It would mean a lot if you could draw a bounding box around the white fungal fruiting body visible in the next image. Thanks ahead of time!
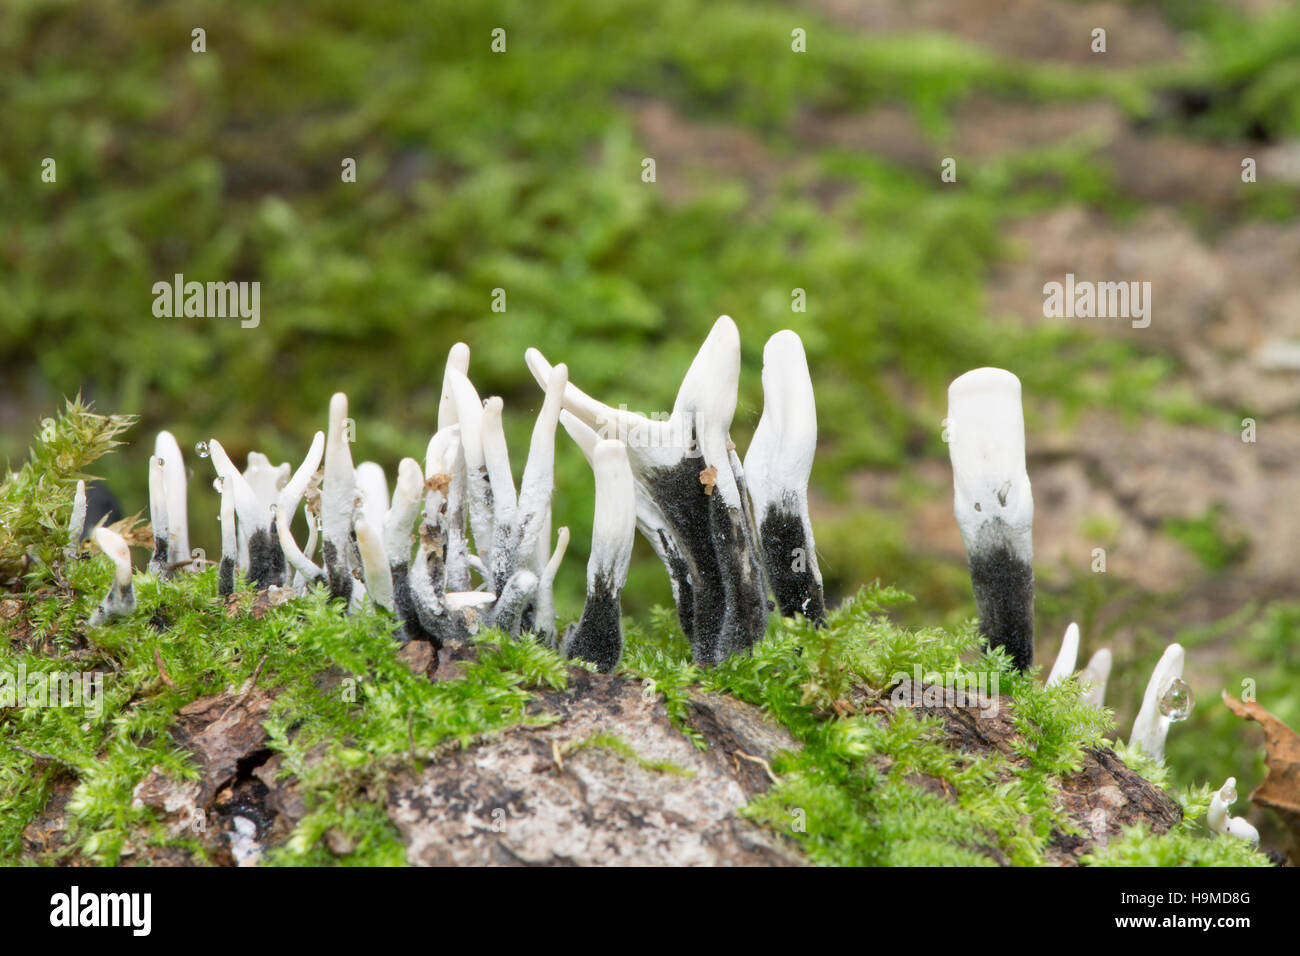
[1079,648,1112,708]
[437,342,471,433]
[1129,642,1185,762]
[272,431,326,591]
[425,427,465,544]
[948,368,1034,559]
[480,395,518,592]
[355,461,390,537]
[208,439,287,587]
[242,452,290,517]
[947,367,1035,670]
[562,440,636,672]
[1208,778,1260,844]
[1046,622,1080,687]
[208,440,261,530]
[746,331,817,517]
[323,393,357,601]
[155,431,189,564]
[276,431,325,521]
[744,329,824,624]
[65,479,87,561]
[147,455,170,578]
[384,458,423,568]
[531,316,768,666]
[354,517,393,612]
[516,364,567,573]
[89,527,136,625]
[444,369,495,573]
[277,502,324,587]
[587,440,636,589]
[535,526,570,647]
[560,409,688,609]
[218,472,238,595]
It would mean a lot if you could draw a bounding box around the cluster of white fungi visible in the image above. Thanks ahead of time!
[74,320,1254,844]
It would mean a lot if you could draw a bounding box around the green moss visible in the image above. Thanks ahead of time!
[0,397,135,587]
[619,585,1259,867]
[0,549,577,865]
[1,547,1275,867]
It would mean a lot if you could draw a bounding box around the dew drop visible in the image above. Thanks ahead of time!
[195,441,210,459]
[1220,781,1237,805]
[1158,678,1193,722]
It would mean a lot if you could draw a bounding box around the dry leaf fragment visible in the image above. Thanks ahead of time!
[699,465,717,495]
[1222,691,1300,857]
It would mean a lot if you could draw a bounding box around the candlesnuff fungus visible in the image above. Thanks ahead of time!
[442,368,495,577]
[526,316,770,666]
[322,392,358,603]
[355,462,390,537]
[354,517,392,612]
[947,367,1035,670]
[1043,623,1111,706]
[217,470,238,596]
[155,430,190,568]
[1079,648,1112,708]
[509,363,568,637]
[1208,778,1260,844]
[383,457,424,638]
[1045,622,1079,687]
[65,479,87,561]
[88,527,136,626]
[147,454,170,579]
[273,430,326,590]
[207,439,288,589]
[80,325,824,674]
[1129,642,1187,762]
[562,439,636,672]
[744,330,826,626]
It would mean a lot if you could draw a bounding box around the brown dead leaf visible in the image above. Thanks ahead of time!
[153,647,175,688]
[176,685,274,806]
[397,640,437,680]
[1222,691,1300,854]
[699,465,718,495]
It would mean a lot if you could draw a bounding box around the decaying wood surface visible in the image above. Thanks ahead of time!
[25,645,1188,866]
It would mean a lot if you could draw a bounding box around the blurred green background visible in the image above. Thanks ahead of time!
[3,0,1300,839]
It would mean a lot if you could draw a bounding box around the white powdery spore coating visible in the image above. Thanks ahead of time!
[94,526,134,589]
[354,517,393,611]
[384,457,424,566]
[1129,642,1184,762]
[744,329,817,518]
[355,461,390,534]
[588,440,636,590]
[323,392,357,557]
[155,431,189,561]
[1046,621,1080,687]
[947,367,1033,562]
[66,479,87,557]
[1080,648,1112,708]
